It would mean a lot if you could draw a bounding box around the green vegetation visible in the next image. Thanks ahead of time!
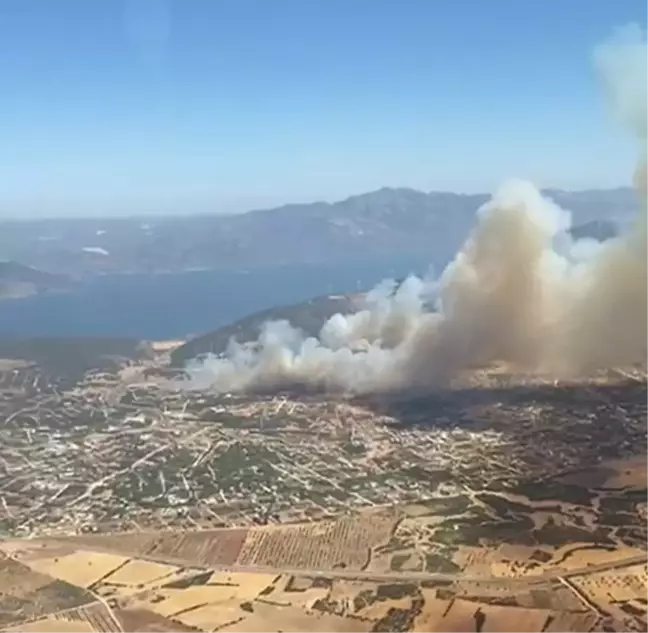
[0,337,151,383]
[424,553,461,573]
[376,583,418,600]
[163,572,212,589]
[371,599,423,633]
[476,493,533,517]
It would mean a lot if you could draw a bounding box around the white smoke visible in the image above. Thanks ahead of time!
[185,27,647,395]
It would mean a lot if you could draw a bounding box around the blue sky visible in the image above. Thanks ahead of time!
[0,0,645,217]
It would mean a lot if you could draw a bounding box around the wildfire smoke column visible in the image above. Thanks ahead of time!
[185,25,647,395]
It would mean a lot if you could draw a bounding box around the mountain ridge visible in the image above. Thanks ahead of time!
[0,187,637,277]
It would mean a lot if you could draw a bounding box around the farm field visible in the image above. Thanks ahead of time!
[24,551,130,588]
[63,514,399,574]
[0,517,644,632]
[3,618,95,633]
[237,512,397,570]
[0,450,646,633]
[0,555,94,629]
[148,528,249,567]
[104,560,177,587]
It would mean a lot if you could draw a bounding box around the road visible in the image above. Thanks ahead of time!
[33,536,647,587]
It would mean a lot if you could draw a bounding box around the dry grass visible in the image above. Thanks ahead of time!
[571,565,648,604]
[411,597,452,632]
[144,586,239,618]
[69,533,161,558]
[0,558,95,629]
[172,602,247,630]
[25,551,129,588]
[548,546,645,572]
[141,571,276,618]
[9,545,79,563]
[478,604,554,632]
[457,542,647,580]
[2,617,95,632]
[423,599,556,633]
[280,586,330,609]
[359,596,413,620]
[105,560,177,586]
[543,612,598,632]
[453,546,494,575]
[437,598,484,632]
[452,543,559,579]
[57,602,120,633]
[601,456,647,489]
[208,571,276,596]
[114,607,198,632]
[0,556,56,596]
[328,579,377,603]
[218,601,373,632]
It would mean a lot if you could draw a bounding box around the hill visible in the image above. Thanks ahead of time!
[568,218,619,241]
[0,260,71,299]
[0,187,637,276]
[0,337,154,388]
[170,292,365,366]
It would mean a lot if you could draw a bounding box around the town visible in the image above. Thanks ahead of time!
[0,355,645,540]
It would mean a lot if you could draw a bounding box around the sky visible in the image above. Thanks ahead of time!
[0,0,646,218]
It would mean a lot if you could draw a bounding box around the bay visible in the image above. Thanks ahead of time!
[0,255,433,340]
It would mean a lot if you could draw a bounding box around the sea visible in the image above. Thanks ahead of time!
[0,254,434,340]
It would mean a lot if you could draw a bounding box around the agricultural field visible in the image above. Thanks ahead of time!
[237,511,397,570]
[103,560,178,588]
[69,534,162,558]
[113,607,199,632]
[430,600,563,632]
[0,429,645,632]
[64,529,250,569]
[364,452,648,581]
[24,551,130,588]
[147,528,249,566]
[3,619,95,633]
[0,536,644,632]
[217,600,375,632]
[55,603,121,633]
[0,555,94,629]
[3,603,122,633]
[571,565,648,605]
[50,510,400,573]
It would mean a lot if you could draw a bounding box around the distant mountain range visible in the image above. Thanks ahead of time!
[0,187,636,277]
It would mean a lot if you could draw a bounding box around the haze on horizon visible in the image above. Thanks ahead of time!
[0,0,646,219]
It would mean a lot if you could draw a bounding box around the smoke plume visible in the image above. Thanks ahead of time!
[186,27,647,395]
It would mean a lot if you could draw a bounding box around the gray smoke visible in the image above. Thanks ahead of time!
[185,27,647,395]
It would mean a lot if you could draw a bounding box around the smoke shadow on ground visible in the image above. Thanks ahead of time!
[351,378,647,492]
[352,378,647,546]
[352,378,646,436]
